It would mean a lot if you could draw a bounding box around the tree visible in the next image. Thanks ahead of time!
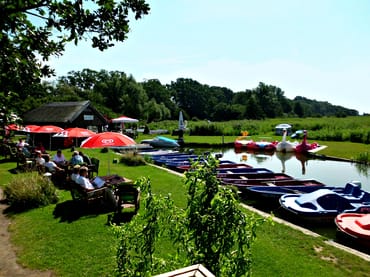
[0,0,150,127]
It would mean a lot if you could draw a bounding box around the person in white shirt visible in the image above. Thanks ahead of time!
[44,155,64,173]
[44,155,66,186]
[16,138,28,148]
[76,166,117,209]
[76,166,94,190]
[53,149,66,166]
[71,165,80,182]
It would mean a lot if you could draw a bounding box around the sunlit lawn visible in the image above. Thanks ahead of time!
[2,144,370,276]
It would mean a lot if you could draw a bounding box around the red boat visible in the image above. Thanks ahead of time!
[335,213,370,247]
[234,135,277,152]
[295,130,319,153]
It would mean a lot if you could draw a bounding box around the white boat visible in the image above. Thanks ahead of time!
[276,129,298,152]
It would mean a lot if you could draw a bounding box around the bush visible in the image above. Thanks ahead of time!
[119,152,146,166]
[4,173,58,211]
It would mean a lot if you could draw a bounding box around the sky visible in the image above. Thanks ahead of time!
[49,0,370,114]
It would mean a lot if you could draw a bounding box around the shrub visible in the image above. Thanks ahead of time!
[119,152,146,166]
[4,173,58,211]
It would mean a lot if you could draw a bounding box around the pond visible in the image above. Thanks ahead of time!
[207,148,370,192]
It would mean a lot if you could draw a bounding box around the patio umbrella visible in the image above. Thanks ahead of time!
[5,124,22,131]
[21,125,40,146]
[80,132,136,174]
[53,127,96,138]
[111,115,139,124]
[33,125,64,150]
[178,111,185,131]
[53,127,96,146]
[22,125,40,133]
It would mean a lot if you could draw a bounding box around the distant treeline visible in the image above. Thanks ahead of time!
[19,69,359,122]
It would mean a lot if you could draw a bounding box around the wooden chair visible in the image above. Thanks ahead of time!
[70,181,106,206]
[16,152,33,172]
[89,157,100,178]
[115,184,140,214]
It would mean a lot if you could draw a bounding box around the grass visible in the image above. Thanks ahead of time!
[2,142,370,276]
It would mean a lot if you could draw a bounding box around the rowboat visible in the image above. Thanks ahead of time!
[216,167,273,175]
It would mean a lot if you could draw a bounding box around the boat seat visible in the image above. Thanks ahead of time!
[342,182,361,195]
[265,182,276,186]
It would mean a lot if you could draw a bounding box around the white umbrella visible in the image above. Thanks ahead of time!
[178,111,185,131]
[111,115,139,123]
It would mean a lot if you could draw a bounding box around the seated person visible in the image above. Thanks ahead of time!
[44,155,65,173]
[35,151,46,173]
[71,165,81,182]
[20,146,31,158]
[76,166,117,209]
[70,151,84,166]
[35,142,46,154]
[16,138,28,148]
[53,149,67,166]
[44,155,66,185]
[79,151,91,165]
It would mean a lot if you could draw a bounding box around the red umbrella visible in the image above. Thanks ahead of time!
[5,124,21,131]
[32,125,64,150]
[33,125,64,133]
[80,132,136,148]
[53,127,96,138]
[80,132,136,174]
[22,125,40,133]
[53,127,96,147]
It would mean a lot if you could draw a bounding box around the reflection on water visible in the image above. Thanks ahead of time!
[217,148,370,192]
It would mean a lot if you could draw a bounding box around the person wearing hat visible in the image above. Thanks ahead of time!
[69,150,84,166]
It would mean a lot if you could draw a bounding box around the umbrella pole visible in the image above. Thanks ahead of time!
[107,150,111,175]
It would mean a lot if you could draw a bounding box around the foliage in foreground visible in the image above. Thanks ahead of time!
[114,157,266,276]
[4,172,58,211]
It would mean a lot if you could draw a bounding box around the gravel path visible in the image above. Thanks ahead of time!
[0,189,53,277]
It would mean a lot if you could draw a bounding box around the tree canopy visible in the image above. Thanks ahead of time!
[0,0,150,125]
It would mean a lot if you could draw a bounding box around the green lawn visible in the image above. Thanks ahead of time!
[2,145,370,276]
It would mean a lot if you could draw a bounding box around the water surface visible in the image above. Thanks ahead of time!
[213,148,370,192]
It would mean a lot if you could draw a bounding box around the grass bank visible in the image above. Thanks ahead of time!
[1,142,370,276]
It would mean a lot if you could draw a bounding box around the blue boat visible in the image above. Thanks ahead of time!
[153,154,199,165]
[141,136,180,148]
[216,167,273,175]
[247,180,365,200]
[216,166,273,174]
[279,186,370,223]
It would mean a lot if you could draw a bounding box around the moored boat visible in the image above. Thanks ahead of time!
[279,188,370,224]
[276,128,298,152]
[219,173,294,186]
[216,167,273,175]
[335,213,370,247]
[141,136,180,148]
[295,130,319,153]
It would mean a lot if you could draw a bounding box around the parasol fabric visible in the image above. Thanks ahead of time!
[22,125,40,133]
[80,132,136,148]
[53,127,96,138]
[33,125,64,133]
[5,124,22,131]
[80,132,136,175]
[111,115,139,124]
